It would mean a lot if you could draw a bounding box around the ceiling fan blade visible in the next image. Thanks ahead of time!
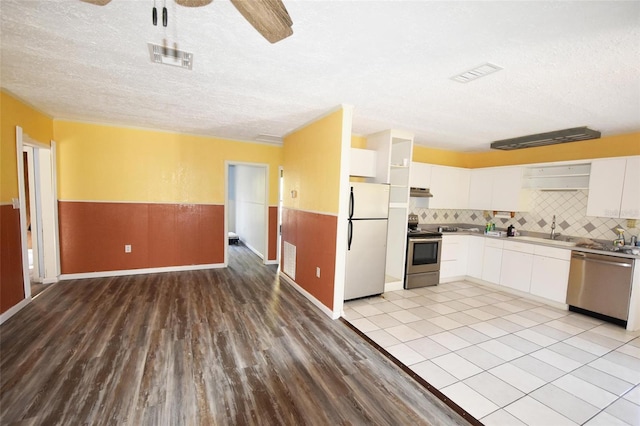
[230,0,293,44]
[79,0,112,5]
[175,0,213,7]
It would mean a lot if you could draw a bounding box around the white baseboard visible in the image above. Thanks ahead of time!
[241,241,265,260]
[279,272,339,319]
[42,277,59,285]
[0,298,31,325]
[60,263,225,280]
[384,281,404,292]
[264,259,279,265]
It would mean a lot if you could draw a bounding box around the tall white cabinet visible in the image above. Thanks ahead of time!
[587,156,640,219]
[365,130,414,290]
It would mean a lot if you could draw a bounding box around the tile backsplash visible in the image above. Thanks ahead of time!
[410,190,639,242]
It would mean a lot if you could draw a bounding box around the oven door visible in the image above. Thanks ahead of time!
[407,238,442,274]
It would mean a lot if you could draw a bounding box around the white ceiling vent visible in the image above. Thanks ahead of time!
[451,63,502,83]
[147,42,193,70]
[254,134,283,144]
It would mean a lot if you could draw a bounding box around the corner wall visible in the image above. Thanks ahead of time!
[281,108,348,312]
[55,120,282,275]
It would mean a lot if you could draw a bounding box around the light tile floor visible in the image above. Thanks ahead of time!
[343,280,640,426]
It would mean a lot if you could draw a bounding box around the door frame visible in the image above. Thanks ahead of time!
[224,161,270,266]
[16,126,61,299]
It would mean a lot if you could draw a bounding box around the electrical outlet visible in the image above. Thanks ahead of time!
[316,267,320,278]
[125,244,132,253]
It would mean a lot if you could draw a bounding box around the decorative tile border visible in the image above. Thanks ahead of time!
[410,190,638,243]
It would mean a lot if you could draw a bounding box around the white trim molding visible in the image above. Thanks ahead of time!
[60,263,224,281]
[279,271,339,319]
[0,298,31,325]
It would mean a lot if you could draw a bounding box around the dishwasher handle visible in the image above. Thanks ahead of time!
[571,252,633,268]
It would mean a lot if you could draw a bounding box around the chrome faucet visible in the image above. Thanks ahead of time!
[550,215,557,240]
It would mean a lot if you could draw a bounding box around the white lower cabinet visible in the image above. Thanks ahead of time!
[500,248,534,293]
[440,235,469,280]
[530,246,571,304]
[467,236,484,279]
[481,239,503,284]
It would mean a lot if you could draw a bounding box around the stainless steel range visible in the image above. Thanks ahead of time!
[405,214,442,289]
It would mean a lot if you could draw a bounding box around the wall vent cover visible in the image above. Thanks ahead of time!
[490,126,601,150]
[148,42,193,70]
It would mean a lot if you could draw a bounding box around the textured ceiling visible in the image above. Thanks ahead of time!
[1,0,639,151]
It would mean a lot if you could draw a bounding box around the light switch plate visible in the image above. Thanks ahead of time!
[12,198,19,209]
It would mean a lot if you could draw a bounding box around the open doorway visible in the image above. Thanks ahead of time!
[224,162,270,266]
[16,127,60,301]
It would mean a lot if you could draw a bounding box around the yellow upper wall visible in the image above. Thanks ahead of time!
[0,91,54,202]
[55,121,282,205]
[413,132,640,168]
[283,108,345,214]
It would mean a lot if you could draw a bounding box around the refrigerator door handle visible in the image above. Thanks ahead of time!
[349,187,354,220]
[348,219,353,251]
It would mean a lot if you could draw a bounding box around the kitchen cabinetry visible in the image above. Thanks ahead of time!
[587,156,640,219]
[530,245,570,304]
[440,235,469,280]
[429,165,470,209]
[409,162,432,188]
[466,236,484,279]
[468,169,493,211]
[500,241,534,293]
[621,157,640,219]
[349,148,377,178]
[365,129,414,290]
[468,166,530,212]
[522,163,590,190]
[481,239,503,284]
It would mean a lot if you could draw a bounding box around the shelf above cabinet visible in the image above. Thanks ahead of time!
[523,163,591,190]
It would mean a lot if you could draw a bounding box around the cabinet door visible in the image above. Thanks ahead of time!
[586,158,626,218]
[481,246,503,284]
[500,250,533,293]
[430,165,470,209]
[530,256,570,303]
[409,162,432,188]
[467,237,485,279]
[350,148,377,178]
[620,157,640,219]
[492,167,526,212]
[468,168,493,210]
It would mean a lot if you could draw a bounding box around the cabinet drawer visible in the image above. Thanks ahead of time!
[484,238,505,249]
[533,245,571,260]
[503,240,535,254]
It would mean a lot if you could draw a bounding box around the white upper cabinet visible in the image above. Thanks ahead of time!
[349,148,377,178]
[468,166,529,212]
[492,167,528,212]
[587,157,639,219]
[409,162,432,188]
[429,165,470,209]
[468,168,494,211]
[621,157,640,219]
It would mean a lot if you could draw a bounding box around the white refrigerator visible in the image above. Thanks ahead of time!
[344,182,390,300]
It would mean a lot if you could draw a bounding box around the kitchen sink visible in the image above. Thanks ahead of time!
[513,235,577,247]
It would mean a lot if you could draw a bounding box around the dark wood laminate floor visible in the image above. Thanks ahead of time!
[1,245,468,425]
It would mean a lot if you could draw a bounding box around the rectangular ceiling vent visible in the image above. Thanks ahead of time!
[148,42,193,70]
[451,63,502,83]
[255,134,283,144]
[490,126,601,150]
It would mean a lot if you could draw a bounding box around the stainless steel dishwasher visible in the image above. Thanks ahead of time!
[567,251,634,325]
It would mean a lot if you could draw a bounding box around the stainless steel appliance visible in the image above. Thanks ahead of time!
[567,251,634,326]
[405,214,442,289]
[344,182,390,300]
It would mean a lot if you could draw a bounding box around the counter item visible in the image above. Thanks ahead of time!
[507,225,516,237]
[567,251,633,325]
[345,183,389,300]
[631,235,638,246]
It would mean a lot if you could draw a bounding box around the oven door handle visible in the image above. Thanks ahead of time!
[409,238,442,243]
